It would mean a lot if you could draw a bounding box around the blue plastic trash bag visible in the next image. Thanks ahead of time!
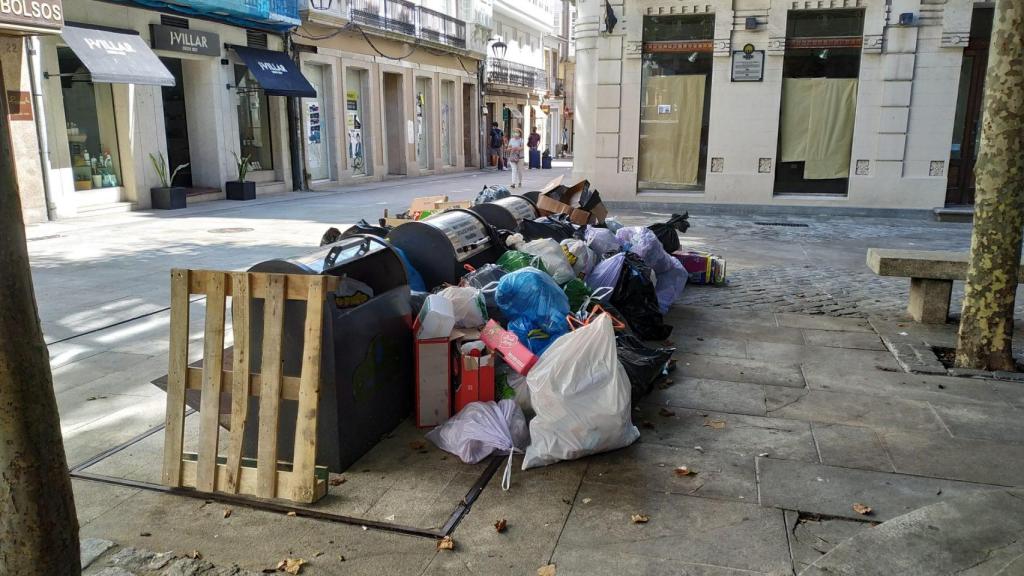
[391,245,427,292]
[615,227,687,313]
[495,267,570,355]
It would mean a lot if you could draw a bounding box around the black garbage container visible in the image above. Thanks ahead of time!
[387,208,504,289]
[469,195,539,231]
[244,235,413,473]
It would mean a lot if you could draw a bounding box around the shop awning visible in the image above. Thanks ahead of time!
[232,46,316,98]
[61,25,175,86]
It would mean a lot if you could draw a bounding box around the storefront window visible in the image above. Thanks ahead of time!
[416,77,432,169]
[235,65,274,172]
[638,14,714,189]
[774,9,864,194]
[58,47,122,191]
[345,68,366,175]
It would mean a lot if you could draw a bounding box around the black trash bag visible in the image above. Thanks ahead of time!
[578,186,603,211]
[612,253,673,341]
[647,213,690,254]
[616,333,675,400]
[520,215,577,242]
[340,219,391,239]
[463,263,508,324]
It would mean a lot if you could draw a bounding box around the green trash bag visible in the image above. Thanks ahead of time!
[497,250,548,275]
[563,278,592,313]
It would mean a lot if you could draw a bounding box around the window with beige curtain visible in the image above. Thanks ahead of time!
[778,77,858,179]
[638,75,706,186]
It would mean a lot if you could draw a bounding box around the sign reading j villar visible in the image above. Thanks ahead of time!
[150,23,219,57]
[0,0,63,34]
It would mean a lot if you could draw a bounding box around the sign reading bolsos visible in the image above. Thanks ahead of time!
[731,43,765,82]
[150,24,219,57]
[0,0,62,34]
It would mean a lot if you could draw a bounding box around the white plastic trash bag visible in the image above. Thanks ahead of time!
[520,238,576,285]
[560,238,597,279]
[438,286,488,328]
[522,314,640,469]
[426,400,529,465]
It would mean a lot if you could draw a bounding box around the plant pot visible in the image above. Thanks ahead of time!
[92,175,103,188]
[226,180,256,201]
[151,186,186,210]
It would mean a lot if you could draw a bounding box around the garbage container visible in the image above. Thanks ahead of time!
[244,235,413,473]
[469,195,538,231]
[387,208,504,289]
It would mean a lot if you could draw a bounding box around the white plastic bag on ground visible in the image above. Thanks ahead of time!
[520,238,576,285]
[438,286,488,328]
[426,400,529,464]
[584,227,622,259]
[560,238,597,279]
[523,314,640,469]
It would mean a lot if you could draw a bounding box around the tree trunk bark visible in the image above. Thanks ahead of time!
[0,46,80,572]
[955,0,1024,370]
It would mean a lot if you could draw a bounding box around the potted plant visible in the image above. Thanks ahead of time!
[226,152,255,200]
[149,152,190,210]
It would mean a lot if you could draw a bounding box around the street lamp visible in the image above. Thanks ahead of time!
[490,39,507,60]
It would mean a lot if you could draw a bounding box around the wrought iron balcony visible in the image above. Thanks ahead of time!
[486,58,548,91]
[346,0,467,48]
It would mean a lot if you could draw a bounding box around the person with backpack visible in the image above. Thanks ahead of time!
[488,122,504,170]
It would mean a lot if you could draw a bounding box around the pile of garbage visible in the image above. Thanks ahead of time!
[319,178,728,481]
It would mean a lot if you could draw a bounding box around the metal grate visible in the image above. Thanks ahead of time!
[246,30,268,48]
[753,222,810,227]
[161,14,189,29]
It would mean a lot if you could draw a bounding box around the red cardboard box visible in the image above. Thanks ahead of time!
[453,352,495,412]
[480,319,538,375]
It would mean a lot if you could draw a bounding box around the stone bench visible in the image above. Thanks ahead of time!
[866,248,1024,324]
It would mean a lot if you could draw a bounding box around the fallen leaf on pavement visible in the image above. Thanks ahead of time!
[581,498,592,504]
[223,509,232,519]
[674,466,696,477]
[494,518,508,533]
[437,536,455,551]
[852,503,873,515]
[630,513,649,524]
[703,419,726,429]
[190,550,202,560]
[537,564,556,576]
[409,440,428,450]
[276,557,306,574]
[329,477,346,486]
[287,511,297,517]
[658,407,676,417]
[384,514,396,522]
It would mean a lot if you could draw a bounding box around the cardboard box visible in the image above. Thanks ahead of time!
[410,195,448,213]
[415,337,453,428]
[453,352,495,412]
[480,320,538,375]
[536,179,607,225]
[435,200,473,211]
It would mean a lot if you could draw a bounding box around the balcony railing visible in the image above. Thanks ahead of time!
[486,58,548,92]
[346,0,467,48]
[418,5,467,49]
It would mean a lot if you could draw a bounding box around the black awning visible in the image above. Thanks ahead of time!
[233,45,316,98]
[61,25,174,86]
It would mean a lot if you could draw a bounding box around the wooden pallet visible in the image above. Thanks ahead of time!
[161,269,338,504]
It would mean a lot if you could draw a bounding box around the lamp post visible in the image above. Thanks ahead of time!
[479,37,508,169]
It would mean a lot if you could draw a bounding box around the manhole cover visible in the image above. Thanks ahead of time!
[753,222,809,227]
[207,227,255,234]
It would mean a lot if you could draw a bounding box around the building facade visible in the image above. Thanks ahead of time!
[483,0,552,158]
[298,0,486,187]
[573,0,994,211]
[28,0,307,221]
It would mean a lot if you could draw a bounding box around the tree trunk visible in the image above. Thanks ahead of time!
[0,47,80,572]
[955,0,1024,370]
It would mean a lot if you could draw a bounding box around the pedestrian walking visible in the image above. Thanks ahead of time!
[507,128,524,188]
[488,122,504,170]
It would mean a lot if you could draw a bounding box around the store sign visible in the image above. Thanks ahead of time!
[0,0,62,34]
[150,24,219,57]
[6,90,31,120]
[731,43,764,82]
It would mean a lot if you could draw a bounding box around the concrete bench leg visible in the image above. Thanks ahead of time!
[908,278,952,323]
